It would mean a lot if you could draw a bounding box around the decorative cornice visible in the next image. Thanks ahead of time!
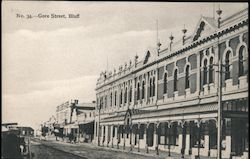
[96,18,248,90]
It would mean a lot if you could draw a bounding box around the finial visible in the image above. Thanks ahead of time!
[216,4,222,17]
[135,54,138,59]
[182,25,187,34]
[216,4,222,28]
[169,33,174,41]
[157,41,161,47]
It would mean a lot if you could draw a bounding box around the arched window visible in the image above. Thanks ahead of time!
[225,51,231,80]
[174,69,178,92]
[239,46,247,77]
[209,57,214,84]
[120,91,123,106]
[129,86,132,102]
[149,78,152,97]
[142,81,145,99]
[152,77,155,96]
[137,83,140,100]
[110,92,112,107]
[105,96,107,108]
[124,88,127,104]
[100,97,103,109]
[203,59,208,85]
[185,65,190,89]
[164,73,168,94]
[114,91,117,106]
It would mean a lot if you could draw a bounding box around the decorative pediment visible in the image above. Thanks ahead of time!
[192,16,217,42]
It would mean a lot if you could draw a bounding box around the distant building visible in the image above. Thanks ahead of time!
[77,102,95,143]
[94,8,248,159]
[18,127,34,137]
[55,100,96,142]
[56,99,79,137]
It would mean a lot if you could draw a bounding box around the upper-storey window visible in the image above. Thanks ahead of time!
[124,88,127,104]
[225,51,231,80]
[185,65,190,89]
[142,81,145,99]
[174,69,178,92]
[203,59,208,85]
[164,72,168,94]
[137,83,140,100]
[114,91,117,106]
[239,46,247,77]
[149,78,152,97]
[120,90,123,106]
[100,97,103,109]
[110,92,113,107]
[129,86,132,102]
[209,57,214,84]
[105,96,107,108]
[152,77,155,96]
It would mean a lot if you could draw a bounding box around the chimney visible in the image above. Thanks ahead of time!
[169,33,174,51]
[182,25,187,45]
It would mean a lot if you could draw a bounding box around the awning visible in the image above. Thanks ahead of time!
[64,124,79,129]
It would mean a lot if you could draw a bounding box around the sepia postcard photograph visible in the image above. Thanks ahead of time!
[2,1,249,159]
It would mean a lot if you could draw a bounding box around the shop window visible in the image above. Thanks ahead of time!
[139,125,144,139]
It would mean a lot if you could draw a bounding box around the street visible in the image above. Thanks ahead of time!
[29,138,165,159]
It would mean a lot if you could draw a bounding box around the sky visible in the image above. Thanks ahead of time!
[2,2,248,130]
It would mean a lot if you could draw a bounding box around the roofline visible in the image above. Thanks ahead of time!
[96,18,248,90]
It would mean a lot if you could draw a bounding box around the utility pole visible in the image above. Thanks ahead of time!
[97,103,101,146]
[216,5,223,159]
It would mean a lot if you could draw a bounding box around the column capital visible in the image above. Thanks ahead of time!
[178,120,186,128]
[194,119,201,127]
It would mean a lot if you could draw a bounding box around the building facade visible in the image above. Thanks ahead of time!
[56,100,79,137]
[55,100,95,142]
[94,8,248,159]
[77,102,95,143]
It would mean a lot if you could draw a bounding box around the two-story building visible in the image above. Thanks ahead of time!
[56,99,79,137]
[94,8,248,159]
[77,102,96,143]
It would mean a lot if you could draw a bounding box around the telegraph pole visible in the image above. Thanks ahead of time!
[98,103,101,146]
[216,5,222,159]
